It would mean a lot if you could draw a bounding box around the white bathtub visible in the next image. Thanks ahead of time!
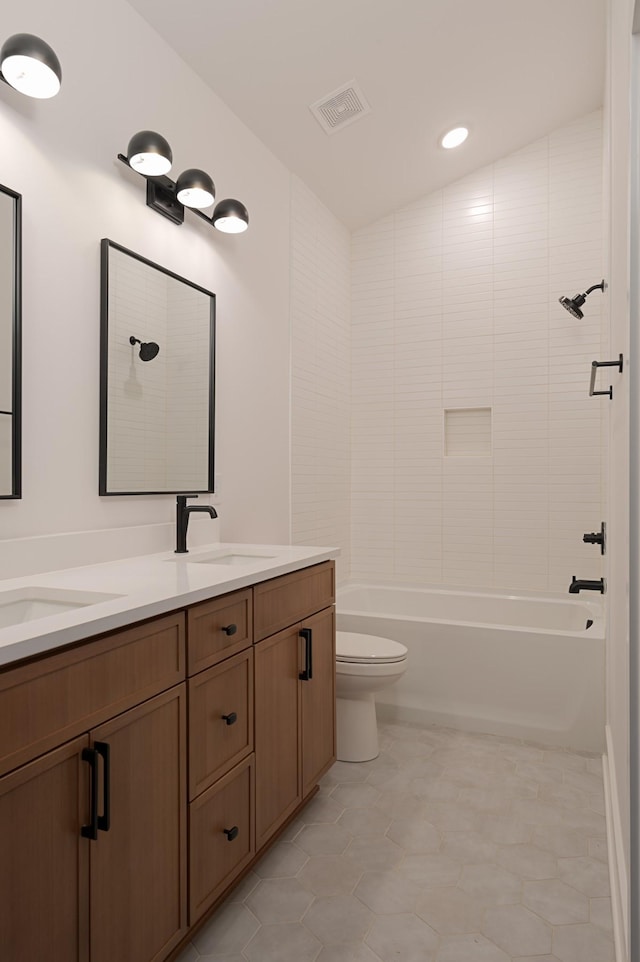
[337,584,605,753]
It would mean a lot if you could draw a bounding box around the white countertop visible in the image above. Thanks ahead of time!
[0,543,339,667]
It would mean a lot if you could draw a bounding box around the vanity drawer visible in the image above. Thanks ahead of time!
[0,612,185,776]
[189,754,255,924]
[253,561,335,642]
[187,590,252,675]
[188,648,253,800]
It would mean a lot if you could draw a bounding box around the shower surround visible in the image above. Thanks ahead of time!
[350,111,605,593]
[291,110,605,595]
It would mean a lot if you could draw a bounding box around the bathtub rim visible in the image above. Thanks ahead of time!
[337,581,605,640]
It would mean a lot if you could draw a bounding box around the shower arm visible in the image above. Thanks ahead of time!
[584,281,606,296]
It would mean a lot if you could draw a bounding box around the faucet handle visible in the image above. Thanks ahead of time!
[177,493,198,505]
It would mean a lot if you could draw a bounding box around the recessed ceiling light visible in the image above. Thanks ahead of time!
[441,126,469,149]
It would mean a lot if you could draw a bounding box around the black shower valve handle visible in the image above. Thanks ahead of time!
[582,521,606,555]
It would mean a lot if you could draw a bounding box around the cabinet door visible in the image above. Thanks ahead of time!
[300,607,336,797]
[254,626,301,848]
[0,735,90,962]
[89,686,187,962]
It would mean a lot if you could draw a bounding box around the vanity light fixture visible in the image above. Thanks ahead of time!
[129,336,160,361]
[0,32,61,99]
[441,126,469,149]
[118,130,249,233]
[559,279,606,319]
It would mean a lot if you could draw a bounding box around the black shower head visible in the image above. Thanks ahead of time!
[559,293,586,319]
[129,335,160,361]
[559,280,605,320]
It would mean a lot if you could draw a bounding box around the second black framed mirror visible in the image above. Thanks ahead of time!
[99,239,216,495]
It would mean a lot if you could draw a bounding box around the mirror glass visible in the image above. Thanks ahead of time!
[0,184,21,499]
[100,239,215,495]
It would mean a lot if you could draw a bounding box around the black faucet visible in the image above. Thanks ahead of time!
[568,576,605,594]
[175,495,217,553]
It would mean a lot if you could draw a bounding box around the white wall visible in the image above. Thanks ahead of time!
[350,112,605,593]
[290,176,351,582]
[605,0,634,956]
[0,0,292,557]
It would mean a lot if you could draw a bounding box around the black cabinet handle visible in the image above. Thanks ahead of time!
[299,628,313,681]
[222,712,238,726]
[95,741,111,833]
[222,624,237,636]
[81,748,99,840]
[224,826,239,841]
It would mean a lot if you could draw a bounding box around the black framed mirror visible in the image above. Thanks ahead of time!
[99,239,215,495]
[0,183,21,499]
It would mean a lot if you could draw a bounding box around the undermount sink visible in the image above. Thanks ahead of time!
[170,552,277,566]
[0,587,122,629]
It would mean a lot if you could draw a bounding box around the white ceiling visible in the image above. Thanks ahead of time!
[126,0,606,230]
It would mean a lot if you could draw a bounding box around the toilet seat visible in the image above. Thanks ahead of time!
[336,631,407,665]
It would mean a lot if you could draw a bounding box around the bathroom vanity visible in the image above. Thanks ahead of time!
[0,547,336,962]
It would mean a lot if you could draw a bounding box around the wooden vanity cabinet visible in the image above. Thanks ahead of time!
[0,561,336,962]
[254,562,336,848]
[0,613,188,962]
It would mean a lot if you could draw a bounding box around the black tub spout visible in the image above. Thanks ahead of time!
[568,576,605,594]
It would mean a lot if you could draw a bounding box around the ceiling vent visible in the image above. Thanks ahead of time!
[310,80,371,135]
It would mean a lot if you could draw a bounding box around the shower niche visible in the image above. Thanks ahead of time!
[99,239,215,495]
[444,407,492,457]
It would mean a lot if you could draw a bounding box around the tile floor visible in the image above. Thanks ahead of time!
[177,721,615,962]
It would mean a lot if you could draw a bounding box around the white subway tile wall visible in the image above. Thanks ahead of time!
[349,111,604,592]
[290,177,351,583]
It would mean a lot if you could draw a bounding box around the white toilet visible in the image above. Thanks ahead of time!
[335,631,408,762]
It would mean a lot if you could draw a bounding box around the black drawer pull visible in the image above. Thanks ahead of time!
[299,627,313,681]
[95,741,111,833]
[224,826,239,841]
[222,712,238,726]
[222,624,237,636]
[81,747,99,840]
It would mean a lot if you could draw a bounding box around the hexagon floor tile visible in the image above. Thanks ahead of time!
[175,721,615,962]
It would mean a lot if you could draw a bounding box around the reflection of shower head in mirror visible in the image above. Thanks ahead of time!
[129,335,160,361]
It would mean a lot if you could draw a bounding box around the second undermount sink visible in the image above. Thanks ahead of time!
[187,552,277,566]
[0,587,122,629]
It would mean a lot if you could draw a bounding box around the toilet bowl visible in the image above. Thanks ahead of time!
[336,631,408,762]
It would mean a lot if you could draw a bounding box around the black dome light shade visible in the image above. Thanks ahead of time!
[0,32,61,99]
[212,198,249,233]
[559,280,605,320]
[127,130,173,177]
[176,168,215,209]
